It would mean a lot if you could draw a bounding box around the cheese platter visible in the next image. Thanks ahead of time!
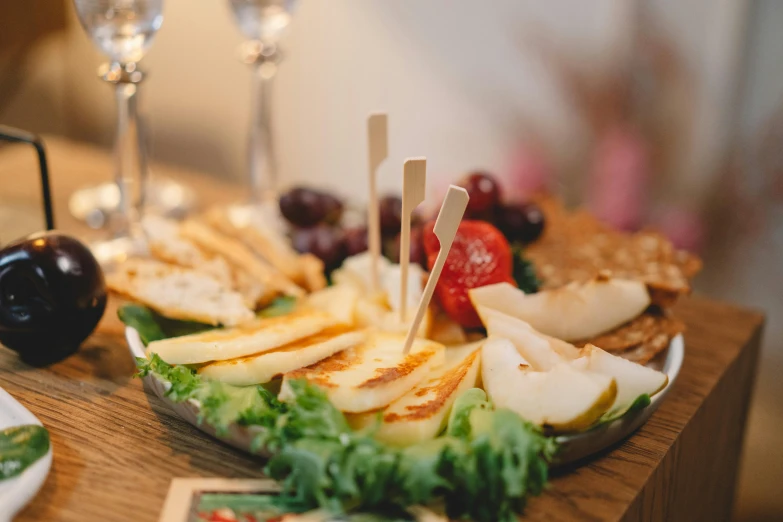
[111,118,700,521]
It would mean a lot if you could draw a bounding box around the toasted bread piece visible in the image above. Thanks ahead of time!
[300,253,327,292]
[280,333,446,413]
[146,309,339,364]
[525,196,701,306]
[203,207,305,283]
[179,220,305,303]
[141,215,234,286]
[106,258,254,326]
[198,326,367,385]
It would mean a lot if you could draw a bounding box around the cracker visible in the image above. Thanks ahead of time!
[525,196,701,306]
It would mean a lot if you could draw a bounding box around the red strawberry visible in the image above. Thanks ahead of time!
[423,220,516,328]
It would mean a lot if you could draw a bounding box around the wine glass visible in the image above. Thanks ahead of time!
[71,0,192,263]
[226,0,297,225]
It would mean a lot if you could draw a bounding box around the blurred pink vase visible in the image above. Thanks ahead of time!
[654,206,705,254]
[505,144,554,202]
[587,125,649,231]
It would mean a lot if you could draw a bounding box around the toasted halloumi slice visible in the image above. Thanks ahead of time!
[203,207,305,284]
[198,326,367,385]
[348,342,482,445]
[280,333,446,413]
[146,309,338,365]
[179,220,305,302]
[107,258,254,327]
[141,215,234,287]
[304,284,359,325]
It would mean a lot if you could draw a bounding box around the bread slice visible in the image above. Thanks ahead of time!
[203,207,305,283]
[141,215,234,287]
[106,258,255,326]
[179,220,305,303]
[146,309,339,364]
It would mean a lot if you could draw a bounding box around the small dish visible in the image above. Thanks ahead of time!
[0,388,53,522]
[126,327,683,465]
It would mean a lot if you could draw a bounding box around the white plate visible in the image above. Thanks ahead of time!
[126,327,683,465]
[0,388,53,522]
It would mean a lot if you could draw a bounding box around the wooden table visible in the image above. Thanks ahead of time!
[0,138,765,521]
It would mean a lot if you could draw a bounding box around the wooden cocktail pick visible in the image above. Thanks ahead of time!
[400,157,426,322]
[402,185,469,355]
[367,113,388,293]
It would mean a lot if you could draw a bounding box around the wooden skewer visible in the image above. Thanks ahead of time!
[402,185,469,355]
[400,157,426,322]
[367,113,388,293]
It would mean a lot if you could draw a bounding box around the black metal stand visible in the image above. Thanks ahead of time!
[0,125,55,231]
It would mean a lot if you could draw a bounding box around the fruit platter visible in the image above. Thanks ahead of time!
[113,149,700,521]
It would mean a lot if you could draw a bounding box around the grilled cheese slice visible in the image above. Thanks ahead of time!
[179,220,305,304]
[348,343,482,445]
[198,326,367,385]
[106,258,254,327]
[146,309,338,365]
[280,333,446,413]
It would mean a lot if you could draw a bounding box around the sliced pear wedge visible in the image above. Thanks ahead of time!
[574,344,668,413]
[481,338,616,432]
[348,342,482,445]
[469,277,650,341]
[477,306,580,370]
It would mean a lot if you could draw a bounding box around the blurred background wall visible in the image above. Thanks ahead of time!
[2,0,781,520]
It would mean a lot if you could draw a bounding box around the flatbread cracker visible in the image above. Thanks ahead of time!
[574,309,685,365]
[526,196,701,306]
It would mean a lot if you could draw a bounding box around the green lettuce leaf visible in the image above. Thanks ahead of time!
[118,304,213,345]
[511,244,540,294]
[0,425,50,480]
[135,355,557,522]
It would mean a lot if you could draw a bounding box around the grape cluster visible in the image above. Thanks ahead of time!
[280,172,544,273]
[457,171,545,244]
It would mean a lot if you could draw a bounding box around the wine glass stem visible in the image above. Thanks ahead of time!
[113,81,146,237]
[249,60,277,203]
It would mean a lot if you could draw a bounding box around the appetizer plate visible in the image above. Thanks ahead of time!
[126,327,683,465]
[0,388,53,522]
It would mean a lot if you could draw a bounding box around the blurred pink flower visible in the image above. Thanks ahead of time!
[505,144,553,202]
[587,124,649,231]
[654,206,705,254]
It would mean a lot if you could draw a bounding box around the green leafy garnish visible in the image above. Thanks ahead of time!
[258,296,298,318]
[137,356,558,521]
[597,394,652,425]
[511,244,540,294]
[0,425,50,480]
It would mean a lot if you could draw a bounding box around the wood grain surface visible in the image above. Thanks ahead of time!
[0,138,765,522]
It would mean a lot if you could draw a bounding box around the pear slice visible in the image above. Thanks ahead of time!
[348,343,482,445]
[469,277,650,341]
[481,338,616,432]
[578,344,668,412]
[477,306,580,370]
[280,332,445,413]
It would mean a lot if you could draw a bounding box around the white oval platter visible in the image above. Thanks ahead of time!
[126,327,683,466]
[0,388,53,522]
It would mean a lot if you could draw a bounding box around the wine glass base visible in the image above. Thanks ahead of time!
[69,177,197,230]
